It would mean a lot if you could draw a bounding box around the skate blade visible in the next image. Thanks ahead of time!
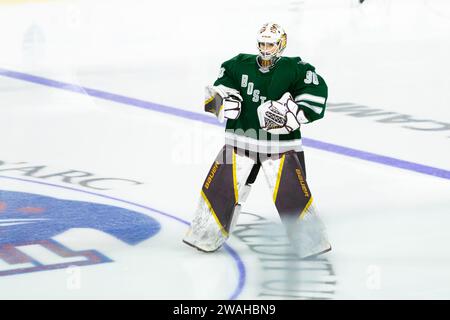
[301,245,332,260]
[182,239,222,253]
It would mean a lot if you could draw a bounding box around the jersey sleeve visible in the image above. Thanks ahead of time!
[213,56,240,90]
[291,60,328,123]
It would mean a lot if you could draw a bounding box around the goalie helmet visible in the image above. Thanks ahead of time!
[256,22,287,68]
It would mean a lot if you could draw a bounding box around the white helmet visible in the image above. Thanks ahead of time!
[256,23,287,62]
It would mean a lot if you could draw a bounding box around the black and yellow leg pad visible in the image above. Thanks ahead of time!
[271,151,313,221]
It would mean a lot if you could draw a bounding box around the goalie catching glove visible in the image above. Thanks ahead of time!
[204,85,243,123]
[257,92,309,134]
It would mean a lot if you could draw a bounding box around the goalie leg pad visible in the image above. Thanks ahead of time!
[261,151,331,258]
[205,86,242,122]
[183,145,255,252]
[183,195,228,252]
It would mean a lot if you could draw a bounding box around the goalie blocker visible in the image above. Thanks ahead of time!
[183,145,331,259]
[204,85,242,123]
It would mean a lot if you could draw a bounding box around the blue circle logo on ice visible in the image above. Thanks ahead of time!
[0,189,161,277]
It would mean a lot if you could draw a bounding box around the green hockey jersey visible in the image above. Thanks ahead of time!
[213,53,328,153]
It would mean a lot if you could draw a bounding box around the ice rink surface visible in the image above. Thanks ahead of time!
[0,0,449,299]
